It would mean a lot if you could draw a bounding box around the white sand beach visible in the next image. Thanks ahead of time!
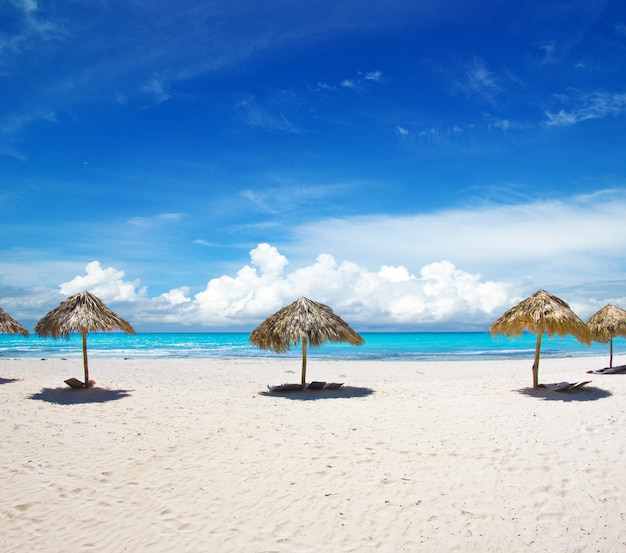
[1,356,625,552]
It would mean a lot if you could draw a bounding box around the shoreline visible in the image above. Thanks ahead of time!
[2,356,625,552]
[2,331,622,362]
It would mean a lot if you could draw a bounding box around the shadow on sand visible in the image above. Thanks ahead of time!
[516,385,612,402]
[28,386,133,404]
[260,385,375,400]
[0,377,20,385]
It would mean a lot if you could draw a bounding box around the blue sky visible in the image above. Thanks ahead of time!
[1,0,626,331]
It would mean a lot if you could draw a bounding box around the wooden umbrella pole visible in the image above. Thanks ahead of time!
[82,330,89,387]
[532,333,542,388]
[609,338,613,368]
[301,338,307,387]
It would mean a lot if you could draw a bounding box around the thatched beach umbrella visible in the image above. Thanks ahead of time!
[250,297,364,386]
[0,307,30,336]
[35,291,135,388]
[490,290,591,388]
[586,304,626,368]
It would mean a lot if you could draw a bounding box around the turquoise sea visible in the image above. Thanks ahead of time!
[0,332,622,361]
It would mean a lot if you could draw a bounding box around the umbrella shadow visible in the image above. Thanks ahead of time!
[515,385,612,402]
[260,385,375,400]
[28,386,133,404]
[0,377,20,385]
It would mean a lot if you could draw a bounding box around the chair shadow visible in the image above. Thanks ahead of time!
[516,385,612,402]
[0,377,20,385]
[28,387,133,404]
[259,385,375,400]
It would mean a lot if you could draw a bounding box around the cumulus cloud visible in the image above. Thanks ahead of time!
[160,287,191,304]
[59,261,147,302]
[182,245,512,328]
[200,245,512,328]
[51,244,514,330]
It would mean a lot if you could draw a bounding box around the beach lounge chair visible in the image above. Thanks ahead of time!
[324,382,344,389]
[569,380,592,389]
[539,381,591,392]
[267,383,304,392]
[65,378,85,389]
[307,381,326,390]
[586,365,626,375]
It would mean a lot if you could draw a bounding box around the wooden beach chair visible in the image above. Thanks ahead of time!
[539,381,591,392]
[586,365,626,375]
[65,378,85,389]
[267,383,304,392]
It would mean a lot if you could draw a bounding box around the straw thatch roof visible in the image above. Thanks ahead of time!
[489,290,591,388]
[586,304,626,343]
[250,297,364,386]
[586,303,626,369]
[35,291,135,338]
[0,307,29,336]
[250,297,364,352]
[489,290,591,342]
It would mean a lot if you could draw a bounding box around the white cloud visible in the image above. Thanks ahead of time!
[285,189,626,288]
[4,191,626,330]
[141,76,171,105]
[189,246,512,328]
[235,96,299,133]
[249,243,288,276]
[59,261,147,302]
[324,71,382,93]
[160,287,191,304]
[546,90,626,126]
[535,41,557,65]
[364,71,382,81]
[24,243,514,330]
[118,244,514,329]
[458,57,502,102]
[127,213,186,227]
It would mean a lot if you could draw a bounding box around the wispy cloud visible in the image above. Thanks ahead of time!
[240,189,280,214]
[235,96,300,133]
[0,109,57,137]
[1,0,67,59]
[396,126,409,136]
[141,76,171,106]
[286,189,626,288]
[316,70,383,94]
[396,122,478,150]
[545,89,626,126]
[127,213,186,228]
[364,70,382,82]
[457,57,502,102]
[240,181,349,214]
[534,40,558,65]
